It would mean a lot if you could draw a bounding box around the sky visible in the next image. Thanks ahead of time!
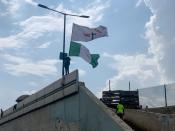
[0,0,175,109]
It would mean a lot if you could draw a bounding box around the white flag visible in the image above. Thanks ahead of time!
[71,23,108,42]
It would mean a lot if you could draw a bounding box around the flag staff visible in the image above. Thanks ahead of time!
[38,4,89,76]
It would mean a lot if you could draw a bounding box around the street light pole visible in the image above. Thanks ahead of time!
[38,4,89,76]
[62,14,66,76]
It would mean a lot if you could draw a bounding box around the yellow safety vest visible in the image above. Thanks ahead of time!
[116,104,124,114]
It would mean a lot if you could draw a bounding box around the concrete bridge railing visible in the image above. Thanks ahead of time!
[0,70,132,131]
[125,109,175,131]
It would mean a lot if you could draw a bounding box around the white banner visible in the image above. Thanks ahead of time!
[71,23,108,42]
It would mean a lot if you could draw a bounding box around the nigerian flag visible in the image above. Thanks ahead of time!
[69,41,100,68]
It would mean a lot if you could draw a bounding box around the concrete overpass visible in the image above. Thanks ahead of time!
[0,70,132,131]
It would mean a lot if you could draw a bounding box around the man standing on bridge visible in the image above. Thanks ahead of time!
[116,101,124,119]
[64,56,71,75]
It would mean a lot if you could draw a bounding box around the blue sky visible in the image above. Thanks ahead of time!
[0,0,175,109]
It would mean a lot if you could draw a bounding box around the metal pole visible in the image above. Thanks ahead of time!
[164,84,167,107]
[129,81,130,91]
[62,14,66,76]
[109,80,111,91]
[62,14,66,122]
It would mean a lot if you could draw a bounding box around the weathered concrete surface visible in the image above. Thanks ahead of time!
[124,109,175,131]
[0,70,132,131]
[78,83,132,131]
[148,106,175,114]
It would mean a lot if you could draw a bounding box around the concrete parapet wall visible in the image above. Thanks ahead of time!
[0,70,79,126]
[148,106,175,114]
[125,109,175,131]
[0,70,132,131]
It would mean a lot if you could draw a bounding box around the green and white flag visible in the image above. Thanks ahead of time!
[69,41,100,68]
[71,23,108,42]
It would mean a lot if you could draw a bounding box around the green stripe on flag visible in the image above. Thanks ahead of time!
[69,41,100,68]
[69,41,81,56]
[90,54,100,68]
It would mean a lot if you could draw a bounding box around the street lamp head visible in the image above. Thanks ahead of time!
[38,3,89,18]
[80,15,90,18]
[38,4,49,9]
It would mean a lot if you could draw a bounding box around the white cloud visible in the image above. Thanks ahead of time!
[19,15,63,38]
[102,52,163,91]
[25,0,37,6]
[0,16,62,49]
[79,69,86,77]
[144,0,175,82]
[0,35,22,49]
[0,12,8,17]
[1,0,23,15]
[96,90,103,98]
[29,81,38,87]
[135,0,144,7]
[37,42,51,49]
[1,0,8,4]
[145,15,163,60]
[9,0,21,14]
[73,0,110,26]
[2,54,60,77]
[1,0,37,15]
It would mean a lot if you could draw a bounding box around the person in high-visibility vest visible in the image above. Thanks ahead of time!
[116,102,124,119]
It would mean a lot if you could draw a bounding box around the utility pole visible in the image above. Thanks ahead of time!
[164,84,167,107]
[109,80,111,91]
[129,81,131,91]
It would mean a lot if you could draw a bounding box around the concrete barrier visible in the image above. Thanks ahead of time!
[124,109,175,131]
[148,106,175,114]
[0,70,79,125]
[0,70,132,131]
